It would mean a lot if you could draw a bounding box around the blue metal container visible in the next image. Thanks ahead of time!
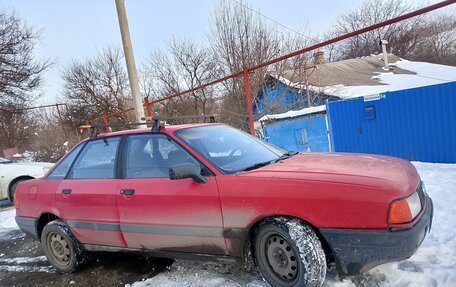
[263,113,330,152]
[327,82,456,163]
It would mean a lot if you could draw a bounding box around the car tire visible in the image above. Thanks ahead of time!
[41,220,88,273]
[253,217,326,287]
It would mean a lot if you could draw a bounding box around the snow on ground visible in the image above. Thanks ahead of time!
[0,162,455,286]
[0,208,19,240]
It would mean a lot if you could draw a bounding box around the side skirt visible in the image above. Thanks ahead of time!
[80,244,239,263]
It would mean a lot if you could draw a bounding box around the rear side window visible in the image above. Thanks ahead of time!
[69,137,120,179]
[47,142,85,179]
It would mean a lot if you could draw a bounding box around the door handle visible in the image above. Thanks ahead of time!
[62,189,72,195]
[120,189,135,195]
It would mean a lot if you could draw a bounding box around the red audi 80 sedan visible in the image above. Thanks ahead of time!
[14,123,433,287]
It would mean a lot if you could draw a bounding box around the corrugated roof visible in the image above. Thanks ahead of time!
[281,54,413,87]
[272,54,456,99]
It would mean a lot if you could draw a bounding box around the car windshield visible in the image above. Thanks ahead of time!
[176,125,292,173]
[0,156,12,164]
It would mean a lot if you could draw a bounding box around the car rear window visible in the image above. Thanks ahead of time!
[68,137,120,179]
[47,142,86,179]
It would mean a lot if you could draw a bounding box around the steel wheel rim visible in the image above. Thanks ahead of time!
[46,232,71,268]
[264,233,299,283]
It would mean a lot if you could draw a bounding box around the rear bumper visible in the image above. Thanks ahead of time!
[15,216,39,240]
[320,195,433,276]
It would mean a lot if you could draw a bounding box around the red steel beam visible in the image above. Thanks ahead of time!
[147,0,455,105]
[243,68,255,135]
[3,103,68,112]
[92,107,134,122]
[250,0,456,70]
[149,71,244,105]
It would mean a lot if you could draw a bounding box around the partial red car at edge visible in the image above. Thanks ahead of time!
[14,123,433,287]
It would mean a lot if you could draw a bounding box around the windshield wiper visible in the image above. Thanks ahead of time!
[276,151,299,162]
[240,160,275,172]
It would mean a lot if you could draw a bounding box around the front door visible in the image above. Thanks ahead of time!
[55,136,125,247]
[117,133,225,255]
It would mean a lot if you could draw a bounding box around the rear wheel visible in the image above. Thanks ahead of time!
[253,217,326,287]
[41,220,88,273]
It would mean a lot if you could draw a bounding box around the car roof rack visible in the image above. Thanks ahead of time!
[79,114,217,139]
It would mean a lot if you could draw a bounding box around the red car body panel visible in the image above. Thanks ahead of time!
[14,124,432,276]
[56,179,125,247]
[116,177,225,254]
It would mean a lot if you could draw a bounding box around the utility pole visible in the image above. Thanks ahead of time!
[115,0,145,123]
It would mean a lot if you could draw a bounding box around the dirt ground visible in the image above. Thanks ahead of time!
[0,204,175,287]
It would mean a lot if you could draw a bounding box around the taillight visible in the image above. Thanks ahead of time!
[388,191,422,225]
[13,191,19,209]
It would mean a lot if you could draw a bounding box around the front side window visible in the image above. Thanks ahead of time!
[125,134,200,178]
[47,142,86,179]
[69,137,120,179]
[176,125,287,173]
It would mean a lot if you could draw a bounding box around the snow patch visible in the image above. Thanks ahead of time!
[259,105,326,122]
[125,260,267,287]
[0,265,53,273]
[0,208,19,240]
[0,256,47,264]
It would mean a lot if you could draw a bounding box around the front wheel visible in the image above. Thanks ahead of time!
[41,220,88,273]
[253,217,327,287]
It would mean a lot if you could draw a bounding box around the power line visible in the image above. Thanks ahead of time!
[232,0,349,59]
[232,0,318,43]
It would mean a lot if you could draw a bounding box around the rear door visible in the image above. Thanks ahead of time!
[117,133,226,255]
[55,136,125,247]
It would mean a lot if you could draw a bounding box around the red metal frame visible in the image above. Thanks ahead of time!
[89,0,455,134]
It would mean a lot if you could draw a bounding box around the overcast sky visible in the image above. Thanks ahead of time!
[1,0,454,104]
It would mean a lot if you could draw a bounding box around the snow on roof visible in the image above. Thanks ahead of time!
[274,55,456,99]
[259,105,326,122]
[261,55,456,121]
[320,60,456,99]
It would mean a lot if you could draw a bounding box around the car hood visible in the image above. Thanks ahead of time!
[242,153,420,193]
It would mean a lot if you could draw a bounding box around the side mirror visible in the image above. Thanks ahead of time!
[169,163,207,184]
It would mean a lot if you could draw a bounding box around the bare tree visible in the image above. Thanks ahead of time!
[329,0,456,65]
[61,48,133,126]
[31,109,79,162]
[413,14,456,66]
[209,0,313,127]
[209,0,278,128]
[0,106,37,149]
[0,11,50,108]
[330,0,424,60]
[141,38,220,121]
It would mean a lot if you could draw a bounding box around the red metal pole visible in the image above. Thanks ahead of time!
[144,96,152,117]
[243,68,255,135]
[145,1,454,107]
[102,115,110,133]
